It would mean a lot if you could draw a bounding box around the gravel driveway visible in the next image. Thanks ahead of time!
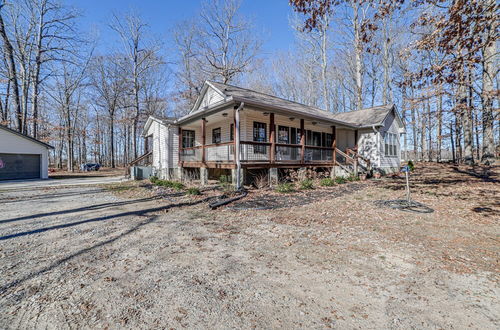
[0,181,498,329]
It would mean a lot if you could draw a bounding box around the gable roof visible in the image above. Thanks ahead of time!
[0,124,54,149]
[190,81,227,113]
[330,105,396,128]
[142,116,177,137]
[166,80,404,130]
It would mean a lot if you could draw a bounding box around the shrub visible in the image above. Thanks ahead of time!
[171,181,185,191]
[149,176,159,184]
[219,175,231,184]
[252,173,268,189]
[320,178,335,187]
[154,179,184,190]
[407,160,415,172]
[335,176,346,184]
[276,182,294,193]
[218,174,234,191]
[347,174,360,182]
[186,187,201,195]
[299,178,314,190]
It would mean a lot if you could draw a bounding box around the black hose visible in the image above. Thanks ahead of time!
[209,190,248,210]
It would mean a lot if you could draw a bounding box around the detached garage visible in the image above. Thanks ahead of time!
[0,125,53,180]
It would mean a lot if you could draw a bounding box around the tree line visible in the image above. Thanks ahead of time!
[0,0,498,170]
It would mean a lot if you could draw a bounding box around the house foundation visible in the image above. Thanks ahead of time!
[200,167,208,185]
[269,168,279,186]
[231,168,245,188]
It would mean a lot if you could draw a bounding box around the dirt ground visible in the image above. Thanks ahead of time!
[0,163,498,329]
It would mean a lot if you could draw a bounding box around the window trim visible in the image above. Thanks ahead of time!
[212,127,221,144]
[182,130,195,148]
[384,132,398,157]
[253,121,267,154]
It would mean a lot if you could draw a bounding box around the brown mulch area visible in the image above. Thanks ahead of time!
[229,182,369,210]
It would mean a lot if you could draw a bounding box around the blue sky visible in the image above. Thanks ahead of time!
[65,0,296,55]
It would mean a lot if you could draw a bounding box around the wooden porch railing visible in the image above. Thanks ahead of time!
[179,140,362,172]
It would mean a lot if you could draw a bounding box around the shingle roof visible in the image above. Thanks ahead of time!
[330,105,394,127]
[0,124,54,149]
[208,81,353,126]
[208,81,394,128]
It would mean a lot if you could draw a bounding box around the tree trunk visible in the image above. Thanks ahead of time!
[110,114,115,168]
[455,116,462,163]
[427,100,432,161]
[1,79,10,123]
[437,90,443,162]
[410,89,417,159]
[450,124,456,164]
[320,14,329,112]
[352,2,363,110]
[0,10,23,131]
[480,0,497,164]
[420,103,427,161]
[382,18,391,105]
[31,2,45,139]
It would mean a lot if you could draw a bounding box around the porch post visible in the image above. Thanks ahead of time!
[354,129,358,151]
[233,114,237,163]
[270,113,275,164]
[332,126,336,164]
[234,103,244,189]
[300,119,305,164]
[178,126,182,167]
[201,118,206,163]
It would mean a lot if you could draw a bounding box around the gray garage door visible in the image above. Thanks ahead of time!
[0,153,41,180]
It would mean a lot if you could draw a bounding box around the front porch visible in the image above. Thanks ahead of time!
[178,107,368,173]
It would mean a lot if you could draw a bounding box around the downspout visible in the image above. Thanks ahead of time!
[235,102,244,190]
[166,124,171,178]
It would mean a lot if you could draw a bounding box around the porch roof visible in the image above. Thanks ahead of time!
[206,81,354,127]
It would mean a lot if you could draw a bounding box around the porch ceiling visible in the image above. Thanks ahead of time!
[181,110,234,130]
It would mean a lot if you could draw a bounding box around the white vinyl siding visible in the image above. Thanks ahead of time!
[147,120,179,178]
[379,111,401,169]
[198,86,225,110]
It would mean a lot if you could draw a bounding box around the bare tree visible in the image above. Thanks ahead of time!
[196,0,262,84]
[110,11,163,159]
[0,0,22,131]
[90,55,127,168]
[480,0,497,164]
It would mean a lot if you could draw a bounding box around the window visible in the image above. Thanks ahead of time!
[384,132,398,157]
[230,123,234,141]
[212,127,221,144]
[278,126,289,144]
[325,133,333,148]
[312,131,322,147]
[295,128,302,144]
[182,130,195,148]
[253,121,267,154]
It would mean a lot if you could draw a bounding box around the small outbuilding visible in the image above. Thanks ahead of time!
[0,125,53,180]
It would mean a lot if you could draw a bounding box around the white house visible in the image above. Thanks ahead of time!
[0,125,53,180]
[142,81,405,186]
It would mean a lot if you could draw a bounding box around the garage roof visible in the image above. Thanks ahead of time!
[0,125,54,149]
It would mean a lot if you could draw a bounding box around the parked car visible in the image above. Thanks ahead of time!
[81,163,101,171]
